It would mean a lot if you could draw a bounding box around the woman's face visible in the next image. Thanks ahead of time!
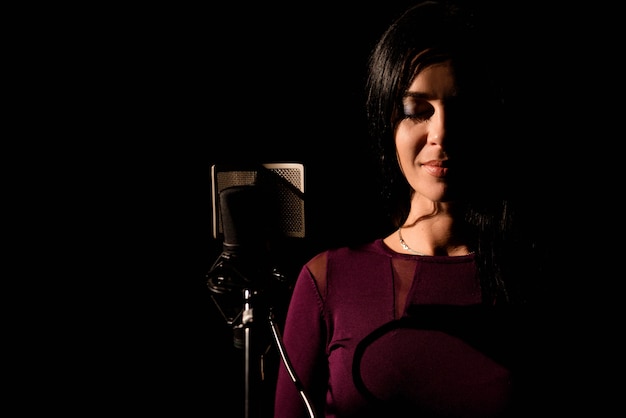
[395,60,461,205]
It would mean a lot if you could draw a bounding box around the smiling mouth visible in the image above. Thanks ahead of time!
[420,161,449,177]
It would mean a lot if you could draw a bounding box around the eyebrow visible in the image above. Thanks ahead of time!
[403,92,431,99]
[403,91,457,101]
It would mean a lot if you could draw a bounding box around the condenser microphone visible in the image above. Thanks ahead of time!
[207,162,305,296]
[207,162,305,353]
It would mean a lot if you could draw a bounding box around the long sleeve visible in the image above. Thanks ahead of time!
[274,264,328,418]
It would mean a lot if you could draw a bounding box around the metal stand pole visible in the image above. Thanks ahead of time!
[243,288,259,418]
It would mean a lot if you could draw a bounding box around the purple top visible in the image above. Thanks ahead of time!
[274,239,521,417]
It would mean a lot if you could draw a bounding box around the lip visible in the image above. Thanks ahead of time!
[420,160,448,177]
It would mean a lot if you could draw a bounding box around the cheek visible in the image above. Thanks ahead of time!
[395,123,426,162]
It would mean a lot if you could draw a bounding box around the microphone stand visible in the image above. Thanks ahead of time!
[208,257,317,418]
[207,253,276,418]
[242,287,259,418]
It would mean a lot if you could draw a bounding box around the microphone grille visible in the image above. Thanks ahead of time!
[211,163,305,240]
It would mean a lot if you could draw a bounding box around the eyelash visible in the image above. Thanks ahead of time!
[402,102,432,122]
[403,111,430,122]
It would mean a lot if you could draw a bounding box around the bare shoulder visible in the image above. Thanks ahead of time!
[306,251,328,281]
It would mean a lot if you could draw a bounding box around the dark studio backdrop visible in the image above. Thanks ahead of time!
[57,1,614,417]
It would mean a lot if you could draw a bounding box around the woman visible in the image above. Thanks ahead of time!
[274,2,542,417]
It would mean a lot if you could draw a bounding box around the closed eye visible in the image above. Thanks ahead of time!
[402,98,434,122]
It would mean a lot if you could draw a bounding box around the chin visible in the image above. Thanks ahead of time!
[414,193,448,205]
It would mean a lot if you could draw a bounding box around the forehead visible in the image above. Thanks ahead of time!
[407,61,456,97]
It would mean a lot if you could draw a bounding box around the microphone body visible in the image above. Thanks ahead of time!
[208,184,274,294]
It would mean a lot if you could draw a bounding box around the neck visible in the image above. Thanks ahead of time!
[389,197,472,256]
[395,214,473,256]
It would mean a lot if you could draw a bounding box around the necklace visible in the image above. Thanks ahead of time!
[397,228,475,256]
[397,228,427,255]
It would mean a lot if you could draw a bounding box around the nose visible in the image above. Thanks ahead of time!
[428,104,446,145]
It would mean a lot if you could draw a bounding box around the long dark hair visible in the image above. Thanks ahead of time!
[365,1,539,304]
